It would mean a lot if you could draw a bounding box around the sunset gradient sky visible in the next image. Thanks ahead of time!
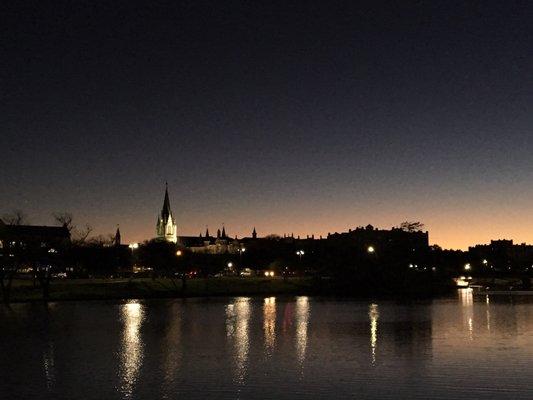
[2,1,532,250]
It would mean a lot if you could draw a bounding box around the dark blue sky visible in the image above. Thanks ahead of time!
[2,1,532,248]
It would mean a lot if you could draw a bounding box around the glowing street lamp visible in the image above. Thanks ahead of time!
[482,259,488,265]
[129,243,139,250]
[238,247,246,265]
[464,263,472,271]
[176,250,183,256]
[367,246,375,254]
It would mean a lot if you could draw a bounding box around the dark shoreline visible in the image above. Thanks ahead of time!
[2,276,458,304]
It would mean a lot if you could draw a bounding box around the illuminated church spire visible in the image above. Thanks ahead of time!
[156,183,177,243]
[161,182,171,222]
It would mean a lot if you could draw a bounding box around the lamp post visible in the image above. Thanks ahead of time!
[238,247,246,269]
[128,243,139,276]
[296,250,305,275]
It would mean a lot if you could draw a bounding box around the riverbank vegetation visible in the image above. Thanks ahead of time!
[6,277,316,302]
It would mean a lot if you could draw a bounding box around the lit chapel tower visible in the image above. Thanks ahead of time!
[156,183,177,243]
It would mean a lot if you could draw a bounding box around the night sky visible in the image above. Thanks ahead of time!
[2,1,532,249]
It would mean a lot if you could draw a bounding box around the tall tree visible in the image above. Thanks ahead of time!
[52,212,92,244]
[52,212,74,231]
[2,210,28,225]
[398,221,425,232]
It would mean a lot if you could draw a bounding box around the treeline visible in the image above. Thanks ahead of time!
[3,211,533,302]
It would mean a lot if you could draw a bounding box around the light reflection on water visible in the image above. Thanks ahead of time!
[162,303,182,396]
[295,296,310,368]
[263,297,276,354]
[368,303,379,365]
[459,288,474,340]
[118,301,145,398]
[226,297,251,385]
[4,293,533,399]
[485,295,491,332]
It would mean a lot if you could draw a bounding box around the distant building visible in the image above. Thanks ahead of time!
[154,185,242,253]
[153,185,430,260]
[469,239,533,271]
[181,226,242,254]
[0,219,70,250]
[326,224,429,252]
[0,219,70,269]
[156,183,177,243]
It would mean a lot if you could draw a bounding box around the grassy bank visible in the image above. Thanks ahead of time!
[6,277,317,302]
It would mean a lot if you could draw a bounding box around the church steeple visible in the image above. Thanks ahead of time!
[114,226,121,246]
[221,226,226,238]
[161,182,171,222]
[205,226,210,238]
[252,227,257,239]
[156,183,177,243]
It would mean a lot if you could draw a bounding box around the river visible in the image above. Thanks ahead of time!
[1,290,532,399]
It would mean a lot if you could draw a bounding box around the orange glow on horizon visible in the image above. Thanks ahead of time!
[84,197,533,251]
[118,223,533,251]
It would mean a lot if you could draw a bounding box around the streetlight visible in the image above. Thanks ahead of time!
[296,250,305,260]
[176,250,183,256]
[482,259,488,265]
[129,243,139,275]
[238,247,246,266]
[464,263,471,271]
[367,246,375,254]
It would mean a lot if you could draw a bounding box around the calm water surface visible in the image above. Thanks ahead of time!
[1,290,533,399]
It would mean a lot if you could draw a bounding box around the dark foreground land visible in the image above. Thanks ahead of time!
[7,277,318,302]
[8,276,527,303]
